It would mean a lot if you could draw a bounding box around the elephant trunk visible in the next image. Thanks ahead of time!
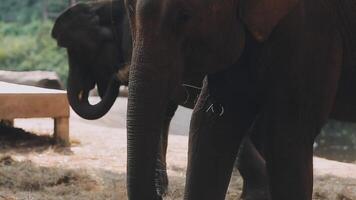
[67,67,121,120]
[127,57,171,199]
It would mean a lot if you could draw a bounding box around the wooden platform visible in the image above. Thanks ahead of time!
[0,81,70,145]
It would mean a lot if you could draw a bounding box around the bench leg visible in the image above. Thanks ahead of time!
[54,117,70,146]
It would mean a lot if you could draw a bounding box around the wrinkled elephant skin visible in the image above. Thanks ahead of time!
[125,0,356,199]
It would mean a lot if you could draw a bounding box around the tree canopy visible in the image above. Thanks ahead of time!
[0,0,90,23]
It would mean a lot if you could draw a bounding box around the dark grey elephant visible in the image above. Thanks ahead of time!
[52,1,270,199]
[52,0,131,120]
[121,0,356,199]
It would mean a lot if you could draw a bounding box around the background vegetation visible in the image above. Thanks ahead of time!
[0,0,90,83]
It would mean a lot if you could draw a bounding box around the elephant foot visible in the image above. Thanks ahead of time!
[155,160,169,197]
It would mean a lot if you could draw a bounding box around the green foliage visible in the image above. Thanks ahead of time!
[0,20,68,84]
[0,0,93,85]
[319,120,356,149]
[0,0,41,22]
[0,0,90,23]
[315,120,356,162]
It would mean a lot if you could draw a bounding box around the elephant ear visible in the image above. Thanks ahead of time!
[240,0,299,42]
[52,3,102,48]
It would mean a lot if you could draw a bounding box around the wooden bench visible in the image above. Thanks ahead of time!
[0,81,70,145]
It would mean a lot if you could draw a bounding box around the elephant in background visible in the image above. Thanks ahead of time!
[52,1,271,199]
[122,0,356,199]
[52,0,131,120]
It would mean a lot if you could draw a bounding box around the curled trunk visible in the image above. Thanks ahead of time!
[67,68,120,120]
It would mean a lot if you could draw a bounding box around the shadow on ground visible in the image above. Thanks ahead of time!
[0,123,72,155]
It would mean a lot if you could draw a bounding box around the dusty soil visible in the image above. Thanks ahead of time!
[1,97,356,200]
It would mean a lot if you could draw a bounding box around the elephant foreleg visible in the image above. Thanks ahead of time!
[237,135,270,200]
[184,77,258,200]
[260,26,343,200]
[261,107,317,200]
[155,102,178,196]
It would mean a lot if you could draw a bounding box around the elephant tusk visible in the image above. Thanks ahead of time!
[78,90,83,100]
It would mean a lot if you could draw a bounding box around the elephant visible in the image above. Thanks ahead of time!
[52,0,131,120]
[51,1,270,199]
[53,0,356,199]
[120,0,356,199]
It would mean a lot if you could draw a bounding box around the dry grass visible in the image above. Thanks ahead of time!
[314,176,356,200]
[2,154,355,200]
[0,156,119,200]
[1,120,356,199]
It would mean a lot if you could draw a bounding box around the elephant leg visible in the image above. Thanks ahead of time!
[262,87,341,200]
[155,102,178,196]
[261,29,343,200]
[237,135,270,200]
[260,107,317,200]
[261,66,341,200]
[184,79,258,200]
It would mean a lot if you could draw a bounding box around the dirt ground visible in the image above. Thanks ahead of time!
[1,97,356,200]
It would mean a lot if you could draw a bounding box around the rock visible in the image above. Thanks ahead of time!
[0,70,64,90]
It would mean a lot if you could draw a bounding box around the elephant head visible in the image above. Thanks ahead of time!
[52,0,131,119]
[124,0,299,198]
